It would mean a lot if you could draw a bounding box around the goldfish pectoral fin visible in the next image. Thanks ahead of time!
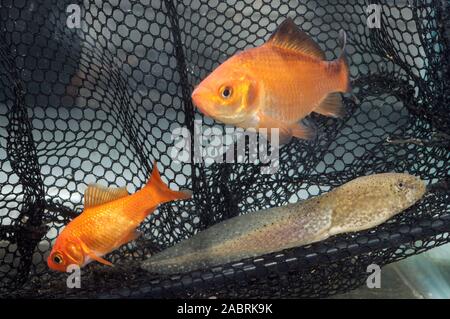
[84,184,129,208]
[258,112,316,143]
[78,241,113,267]
[91,254,113,267]
[257,113,293,145]
[291,122,317,141]
[267,17,325,59]
[314,93,345,118]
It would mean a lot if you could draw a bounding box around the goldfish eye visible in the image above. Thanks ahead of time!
[53,254,63,264]
[220,86,232,99]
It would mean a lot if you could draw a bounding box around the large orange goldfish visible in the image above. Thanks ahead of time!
[47,163,191,272]
[192,18,351,144]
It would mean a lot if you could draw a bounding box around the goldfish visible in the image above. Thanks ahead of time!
[191,18,351,144]
[47,163,191,272]
[142,173,425,274]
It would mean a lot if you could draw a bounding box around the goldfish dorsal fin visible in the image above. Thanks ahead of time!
[267,18,326,60]
[84,184,128,208]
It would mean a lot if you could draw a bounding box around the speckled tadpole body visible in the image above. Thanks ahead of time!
[142,173,425,274]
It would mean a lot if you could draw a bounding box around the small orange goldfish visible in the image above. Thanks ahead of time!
[47,163,191,272]
[192,18,351,143]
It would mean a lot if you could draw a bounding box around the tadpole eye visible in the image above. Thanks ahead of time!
[53,254,63,264]
[221,86,232,99]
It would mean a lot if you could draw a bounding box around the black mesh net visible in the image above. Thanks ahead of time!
[0,0,449,298]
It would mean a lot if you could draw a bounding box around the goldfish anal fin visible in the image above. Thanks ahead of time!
[84,184,129,208]
[267,18,325,60]
[291,121,317,141]
[314,92,345,118]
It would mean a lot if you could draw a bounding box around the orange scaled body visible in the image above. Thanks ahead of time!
[192,18,351,143]
[47,163,191,272]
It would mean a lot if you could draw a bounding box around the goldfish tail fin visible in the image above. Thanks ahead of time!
[146,162,192,204]
[328,30,351,93]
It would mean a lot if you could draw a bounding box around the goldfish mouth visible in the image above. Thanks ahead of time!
[191,88,212,118]
[193,102,212,118]
[197,107,212,118]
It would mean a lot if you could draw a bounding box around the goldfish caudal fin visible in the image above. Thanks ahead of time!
[328,30,351,93]
[146,162,192,205]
